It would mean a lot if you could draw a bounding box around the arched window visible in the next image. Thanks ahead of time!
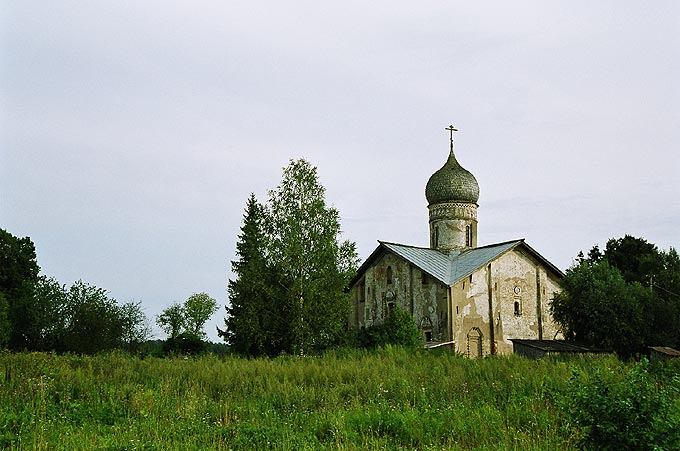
[386,266,393,285]
[466,225,471,246]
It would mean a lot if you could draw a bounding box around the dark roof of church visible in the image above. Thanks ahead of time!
[350,239,563,287]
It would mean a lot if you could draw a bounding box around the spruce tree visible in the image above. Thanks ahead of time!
[219,194,280,356]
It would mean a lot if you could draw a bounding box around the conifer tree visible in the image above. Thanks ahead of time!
[218,194,280,356]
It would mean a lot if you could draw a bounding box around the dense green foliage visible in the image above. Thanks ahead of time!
[0,229,40,350]
[183,293,219,339]
[551,261,647,357]
[266,159,360,354]
[161,332,210,355]
[155,302,186,339]
[564,358,680,451]
[551,235,680,357]
[157,293,218,353]
[1,268,150,354]
[1,349,677,451]
[0,292,10,347]
[58,281,150,354]
[1,229,151,354]
[357,305,423,349]
[218,194,278,356]
[221,160,359,356]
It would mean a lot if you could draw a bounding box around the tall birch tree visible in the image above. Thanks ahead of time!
[267,159,358,354]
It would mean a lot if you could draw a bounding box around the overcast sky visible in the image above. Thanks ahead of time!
[2,1,678,341]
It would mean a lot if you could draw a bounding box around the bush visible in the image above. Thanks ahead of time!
[563,358,680,451]
[357,305,423,349]
[161,332,208,355]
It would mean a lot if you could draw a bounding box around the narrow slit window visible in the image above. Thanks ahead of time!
[359,280,366,303]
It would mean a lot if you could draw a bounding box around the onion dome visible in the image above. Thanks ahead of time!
[425,148,479,205]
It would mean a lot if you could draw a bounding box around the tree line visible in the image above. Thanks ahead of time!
[0,227,218,354]
[0,228,149,352]
[1,158,421,356]
[551,235,680,357]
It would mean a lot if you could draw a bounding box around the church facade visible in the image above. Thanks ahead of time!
[348,129,563,356]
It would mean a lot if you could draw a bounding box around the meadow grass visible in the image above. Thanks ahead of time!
[0,347,658,450]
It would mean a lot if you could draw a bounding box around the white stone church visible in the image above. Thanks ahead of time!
[348,128,563,356]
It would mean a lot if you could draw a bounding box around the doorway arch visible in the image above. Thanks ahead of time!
[467,327,483,358]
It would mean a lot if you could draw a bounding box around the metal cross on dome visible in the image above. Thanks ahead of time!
[445,125,458,151]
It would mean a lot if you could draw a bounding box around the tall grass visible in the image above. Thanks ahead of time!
[0,348,671,450]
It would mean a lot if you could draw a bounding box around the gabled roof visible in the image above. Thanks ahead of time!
[350,239,563,287]
[380,242,452,283]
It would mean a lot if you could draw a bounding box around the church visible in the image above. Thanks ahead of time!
[348,127,563,357]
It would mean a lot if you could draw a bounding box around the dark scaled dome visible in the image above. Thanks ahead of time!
[425,149,479,205]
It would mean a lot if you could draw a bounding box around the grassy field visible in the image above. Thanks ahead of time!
[0,347,677,450]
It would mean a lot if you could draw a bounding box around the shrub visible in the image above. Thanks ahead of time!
[357,305,423,349]
[161,332,208,355]
[563,358,680,451]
